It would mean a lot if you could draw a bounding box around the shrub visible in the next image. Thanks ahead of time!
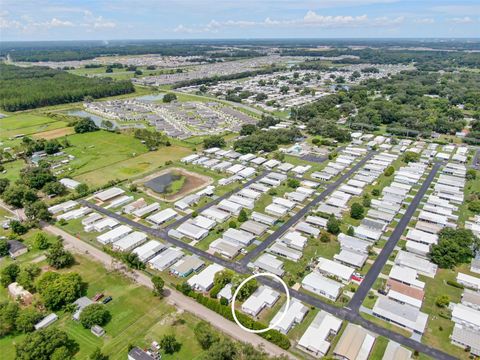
[446,280,464,289]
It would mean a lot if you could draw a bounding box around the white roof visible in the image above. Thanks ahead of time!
[202,206,231,222]
[177,222,209,240]
[457,272,480,288]
[282,231,308,249]
[395,251,438,278]
[451,303,480,328]
[272,197,295,209]
[334,249,367,268]
[241,285,280,316]
[373,297,428,334]
[297,310,342,356]
[218,199,242,213]
[59,178,81,189]
[92,217,118,231]
[389,265,425,289]
[95,187,125,201]
[270,299,308,334]
[147,208,178,224]
[191,215,216,229]
[112,231,147,251]
[132,240,166,262]
[302,272,342,299]
[97,225,132,244]
[406,228,438,245]
[187,264,224,290]
[265,203,289,216]
[317,257,354,282]
[223,228,254,246]
[251,211,277,225]
[133,202,160,217]
[148,248,184,271]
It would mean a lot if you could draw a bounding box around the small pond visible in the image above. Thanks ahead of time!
[144,172,183,193]
[135,94,165,102]
[66,110,119,129]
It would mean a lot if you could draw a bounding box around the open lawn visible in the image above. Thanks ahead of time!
[421,265,470,359]
[73,144,192,187]
[1,254,207,360]
[63,130,149,177]
[1,159,25,183]
[283,237,340,285]
[0,113,68,139]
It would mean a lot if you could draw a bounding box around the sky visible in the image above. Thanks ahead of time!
[0,0,479,41]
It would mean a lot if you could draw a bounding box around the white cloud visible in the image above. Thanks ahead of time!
[449,16,474,24]
[44,18,74,28]
[92,16,116,29]
[172,10,406,33]
[414,18,435,25]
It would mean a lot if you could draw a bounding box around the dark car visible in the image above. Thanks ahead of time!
[102,296,112,304]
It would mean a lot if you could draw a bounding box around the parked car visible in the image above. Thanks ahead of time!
[102,296,112,304]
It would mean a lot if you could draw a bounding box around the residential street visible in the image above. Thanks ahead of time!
[348,161,442,311]
[239,151,376,266]
[42,224,296,359]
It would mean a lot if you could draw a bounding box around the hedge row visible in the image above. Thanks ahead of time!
[176,284,291,349]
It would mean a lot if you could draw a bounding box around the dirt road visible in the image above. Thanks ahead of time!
[43,225,295,359]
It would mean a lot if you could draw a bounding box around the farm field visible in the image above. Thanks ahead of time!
[0,254,207,360]
[32,126,75,140]
[0,113,69,139]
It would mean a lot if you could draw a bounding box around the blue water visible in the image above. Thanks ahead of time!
[135,94,165,102]
[66,110,119,129]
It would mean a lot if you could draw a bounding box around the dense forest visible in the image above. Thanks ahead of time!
[293,70,480,138]
[0,42,262,62]
[0,64,134,111]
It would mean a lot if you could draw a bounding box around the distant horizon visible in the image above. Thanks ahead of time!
[2,37,479,45]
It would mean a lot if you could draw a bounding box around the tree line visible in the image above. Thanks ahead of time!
[0,64,135,112]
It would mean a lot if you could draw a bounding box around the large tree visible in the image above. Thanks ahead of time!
[45,241,74,269]
[79,304,111,329]
[203,135,226,149]
[15,327,77,360]
[37,272,84,310]
[430,228,479,268]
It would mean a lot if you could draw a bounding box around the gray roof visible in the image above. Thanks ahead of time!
[8,240,27,254]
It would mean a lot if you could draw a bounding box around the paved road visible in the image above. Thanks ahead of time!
[165,171,268,231]
[74,158,456,360]
[79,200,248,274]
[348,162,442,311]
[260,274,455,360]
[239,151,376,266]
[472,147,480,170]
[43,224,295,359]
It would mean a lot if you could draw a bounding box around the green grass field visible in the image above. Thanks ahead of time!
[421,265,471,359]
[1,159,25,182]
[0,254,207,360]
[63,130,149,176]
[0,113,69,139]
[73,144,192,187]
